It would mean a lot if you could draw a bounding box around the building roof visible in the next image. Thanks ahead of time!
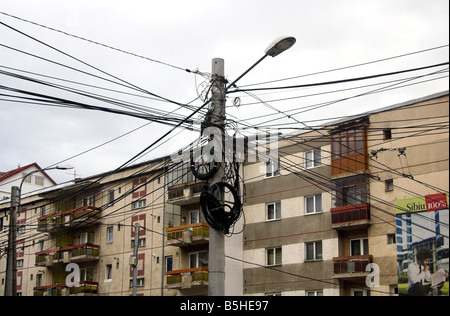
[0,163,57,185]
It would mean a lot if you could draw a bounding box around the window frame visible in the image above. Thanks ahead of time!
[305,194,322,215]
[266,247,282,267]
[305,148,322,169]
[305,241,323,262]
[265,159,281,178]
[106,226,114,244]
[333,174,369,208]
[266,201,282,221]
[350,237,369,256]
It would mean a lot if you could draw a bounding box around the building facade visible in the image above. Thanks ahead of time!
[242,90,448,296]
[1,91,448,296]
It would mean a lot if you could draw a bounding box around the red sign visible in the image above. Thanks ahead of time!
[425,193,448,212]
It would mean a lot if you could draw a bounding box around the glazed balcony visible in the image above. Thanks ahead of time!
[333,255,373,279]
[35,244,100,266]
[166,223,209,247]
[330,203,370,230]
[167,183,207,206]
[33,281,98,296]
[166,267,209,290]
[37,206,101,233]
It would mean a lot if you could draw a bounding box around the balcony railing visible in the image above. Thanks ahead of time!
[167,223,209,247]
[333,255,373,276]
[166,267,208,289]
[33,281,98,296]
[35,244,100,266]
[167,183,207,206]
[331,203,370,229]
[37,206,101,233]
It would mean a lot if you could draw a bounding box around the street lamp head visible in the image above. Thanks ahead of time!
[55,164,74,170]
[265,36,296,57]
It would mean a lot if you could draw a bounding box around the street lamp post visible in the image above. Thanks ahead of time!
[207,36,295,296]
[4,164,73,296]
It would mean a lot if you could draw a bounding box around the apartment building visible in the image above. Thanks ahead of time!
[0,158,175,296]
[1,91,448,296]
[242,127,339,296]
[243,90,449,296]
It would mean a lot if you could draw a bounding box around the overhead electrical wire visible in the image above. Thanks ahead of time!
[0,14,448,293]
[240,44,449,88]
[226,62,449,94]
[0,20,195,110]
[0,11,195,74]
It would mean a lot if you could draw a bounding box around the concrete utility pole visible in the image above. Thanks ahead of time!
[208,58,226,296]
[4,186,19,296]
[131,223,140,296]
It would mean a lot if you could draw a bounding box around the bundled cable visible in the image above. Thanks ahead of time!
[200,182,242,235]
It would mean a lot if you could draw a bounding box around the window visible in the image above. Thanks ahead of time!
[167,162,194,186]
[266,247,282,266]
[307,290,323,296]
[132,200,146,209]
[38,240,44,252]
[266,202,281,221]
[80,232,94,244]
[305,149,321,169]
[36,274,43,287]
[331,127,367,176]
[35,176,44,186]
[305,194,322,214]
[81,196,94,207]
[333,174,369,208]
[190,210,205,224]
[17,259,24,267]
[266,293,282,296]
[131,238,146,248]
[80,267,94,282]
[105,264,113,281]
[265,159,280,178]
[383,129,392,140]
[189,251,208,268]
[107,190,115,206]
[106,226,114,244]
[350,238,369,256]
[306,241,323,261]
[332,128,365,159]
[40,206,46,218]
[17,225,26,234]
[351,288,369,296]
[165,256,173,272]
[385,179,394,192]
[387,234,396,245]
[130,278,145,288]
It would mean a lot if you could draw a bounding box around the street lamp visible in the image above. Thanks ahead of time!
[207,36,295,296]
[265,36,297,57]
[18,164,74,214]
[4,164,74,296]
[227,35,296,90]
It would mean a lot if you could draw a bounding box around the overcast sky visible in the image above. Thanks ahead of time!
[0,0,448,184]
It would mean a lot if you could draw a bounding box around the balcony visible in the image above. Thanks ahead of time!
[37,206,101,233]
[167,183,206,206]
[167,223,209,247]
[33,281,99,296]
[331,204,370,230]
[333,255,373,279]
[35,244,100,266]
[166,267,208,290]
